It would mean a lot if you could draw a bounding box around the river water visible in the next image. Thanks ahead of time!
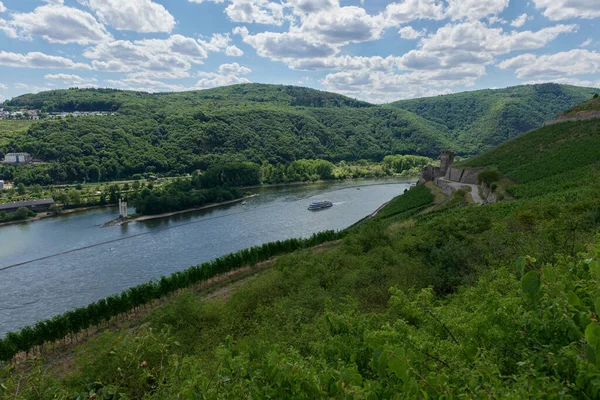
[0,179,414,336]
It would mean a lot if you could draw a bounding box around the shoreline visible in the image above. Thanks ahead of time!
[105,194,258,227]
[0,204,116,228]
[240,175,418,190]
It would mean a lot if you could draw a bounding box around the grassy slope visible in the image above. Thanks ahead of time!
[390,83,598,153]
[3,115,600,397]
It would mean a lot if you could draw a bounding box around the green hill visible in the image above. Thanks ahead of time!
[2,104,600,397]
[0,85,451,184]
[390,83,598,153]
[1,83,597,185]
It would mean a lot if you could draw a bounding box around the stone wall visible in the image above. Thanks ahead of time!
[444,167,481,185]
[434,178,455,196]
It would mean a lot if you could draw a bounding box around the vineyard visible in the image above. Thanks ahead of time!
[459,118,600,192]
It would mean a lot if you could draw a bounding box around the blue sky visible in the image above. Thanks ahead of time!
[0,0,599,103]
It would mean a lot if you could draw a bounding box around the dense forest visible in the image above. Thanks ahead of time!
[391,82,598,152]
[2,99,600,397]
[1,83,595,184]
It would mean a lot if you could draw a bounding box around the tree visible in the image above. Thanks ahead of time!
[478,168,501,187]
[67,189,82,205]
[17,183,27,195]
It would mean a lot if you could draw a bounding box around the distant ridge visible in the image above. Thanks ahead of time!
[390,83,598,154]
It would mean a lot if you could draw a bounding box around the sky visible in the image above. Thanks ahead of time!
[0,0,599,103]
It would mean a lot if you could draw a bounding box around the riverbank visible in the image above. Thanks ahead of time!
[104,194,258,227]
[0,203,116,227]
[240,174,418,190]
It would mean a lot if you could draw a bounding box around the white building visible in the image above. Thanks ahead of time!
[0,180,4,189]
[3,153,32,164]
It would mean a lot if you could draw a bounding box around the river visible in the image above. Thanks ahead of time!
[0,178,414,336]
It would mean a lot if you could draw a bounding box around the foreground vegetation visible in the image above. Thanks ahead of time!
[1,83,595,185]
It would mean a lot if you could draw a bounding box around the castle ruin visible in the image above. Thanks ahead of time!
[419,150,455,183]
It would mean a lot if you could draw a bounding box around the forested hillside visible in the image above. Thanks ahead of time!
[0,85,451,184]
[0,83,597,184]
[2,103,600,398]
[391,83,598,152]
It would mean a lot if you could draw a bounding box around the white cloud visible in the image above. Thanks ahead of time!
[81,0,175,33]
[487,15,506,25]
[445,0,509,21]
[195,73,251,89]
[190,0,286,25]
[0,82,7,89]
[84,36,209,77]
[511,13,532,27]
[579,38,593,48]
[498,49,600,79]
[297,6,387,44]
[399,26,424,39]
[45,73,98,87]
[321,69,455,103]
[10,4,111,44]
[287,0,338,14]
[14,83,28,89]
[0,51,91,69]
[0,2,6,13]
[418,21,576,56]
[83,33,237,78]
[0,17,17,38]
[287,55,398,72]
[217,62,251,75]
[237,30,337,60]
[201,33,231,52]
[225,45,244,56]
[533,0,600,21]
[192,62,253,89]
[384,0,445,25]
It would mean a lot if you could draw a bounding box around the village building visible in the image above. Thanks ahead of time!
[0,198,55,214]
[3,152,33,164]
[0,180,4,189]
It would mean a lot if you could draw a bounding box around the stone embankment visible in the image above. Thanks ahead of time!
[543,110,600,126]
